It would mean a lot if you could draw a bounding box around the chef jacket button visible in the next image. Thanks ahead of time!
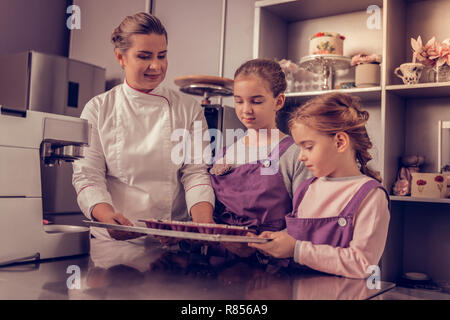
[338,217,347,227]
[262,160,271,168]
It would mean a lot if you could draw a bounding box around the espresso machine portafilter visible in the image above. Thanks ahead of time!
[0,106,91,266]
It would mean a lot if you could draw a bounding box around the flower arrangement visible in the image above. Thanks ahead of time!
[411,36,450,68]
[351,53,382,67]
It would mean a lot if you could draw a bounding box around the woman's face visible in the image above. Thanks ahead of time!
[115,33,168,91]
[233,75,284,130]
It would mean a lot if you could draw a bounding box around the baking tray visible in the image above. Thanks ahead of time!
[138,218,249,235]
[83,220,271,243]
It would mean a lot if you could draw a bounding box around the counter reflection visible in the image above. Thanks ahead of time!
[66,237,390,300]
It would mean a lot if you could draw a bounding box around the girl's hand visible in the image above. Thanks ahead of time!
[248,231,296,259]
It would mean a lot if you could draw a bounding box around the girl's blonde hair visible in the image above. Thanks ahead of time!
[288,92,381,182]
[111,12,167,52]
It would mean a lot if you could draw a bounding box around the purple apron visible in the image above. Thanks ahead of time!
[210,136,295,234]
[286,176,390,248]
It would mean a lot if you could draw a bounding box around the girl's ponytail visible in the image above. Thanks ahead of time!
[356,150,382,182]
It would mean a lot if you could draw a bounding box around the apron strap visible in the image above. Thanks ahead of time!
[267,136,295,160]
[214,135,295,165]
[338,180,390,218]
[291,176,317,216]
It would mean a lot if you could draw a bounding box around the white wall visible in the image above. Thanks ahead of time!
[223,0,257,79]
[0,0,71,57]
[68,0,257,100]
[152,0,223,92]
[69,0,147,89]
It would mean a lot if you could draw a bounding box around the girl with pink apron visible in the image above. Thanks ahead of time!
[286,177,390,248]
[249,92,391,278]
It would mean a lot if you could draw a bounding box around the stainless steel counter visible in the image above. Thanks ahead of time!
[0,237,395,300]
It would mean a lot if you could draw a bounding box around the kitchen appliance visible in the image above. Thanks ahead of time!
[174,75,246,154]
[0,51,105,218]
[0,106,91,266]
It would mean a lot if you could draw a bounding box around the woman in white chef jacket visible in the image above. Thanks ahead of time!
[72,12,215,240]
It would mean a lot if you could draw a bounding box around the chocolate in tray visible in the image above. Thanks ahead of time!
[138,218,249,236]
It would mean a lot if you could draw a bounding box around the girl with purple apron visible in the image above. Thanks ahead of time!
[211,136,295,234]
[199,59,312,262]
[286,177,389,248]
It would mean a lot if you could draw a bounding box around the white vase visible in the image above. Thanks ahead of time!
[355,63,380,88]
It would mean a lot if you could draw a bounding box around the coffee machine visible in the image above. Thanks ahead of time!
[0,106,91,266]
[0,51,106,219]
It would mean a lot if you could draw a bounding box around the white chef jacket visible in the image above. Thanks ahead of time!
[72,80,215,239]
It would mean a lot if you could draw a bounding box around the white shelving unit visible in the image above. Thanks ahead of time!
[254,0,450,282]
[285,86,382,102]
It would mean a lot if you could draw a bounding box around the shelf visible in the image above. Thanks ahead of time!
[390,195,450,204]
[286,83,450,103]
[255,0,383,22]
[386,82,450,99]
[285,86,381,103]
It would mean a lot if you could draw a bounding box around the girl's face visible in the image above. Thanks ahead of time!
[115,33,168,91]
[291,122,341,178]
[233,75,284,130]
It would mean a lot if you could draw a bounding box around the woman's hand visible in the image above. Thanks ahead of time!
[91,203,145,241]
[190,202,214,224]
[248,231,296,259]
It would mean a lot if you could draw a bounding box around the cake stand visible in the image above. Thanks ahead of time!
[299,54,351,91]
[174,75,234,159]
[174,75,234,105]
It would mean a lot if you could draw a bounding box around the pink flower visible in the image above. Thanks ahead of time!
[411,36,450,67]
[424,37,440,60]
[411,36,436,66]
[438,39,450,67]
[416,179,427,186]
[411,36,426,63]
[435,175,444,183]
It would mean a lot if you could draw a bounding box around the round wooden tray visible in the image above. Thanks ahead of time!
[174,75,234,90]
